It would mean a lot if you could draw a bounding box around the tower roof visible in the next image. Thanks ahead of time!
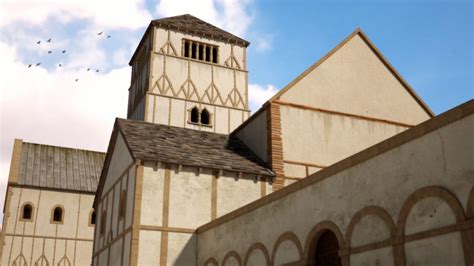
[152,14,250,47]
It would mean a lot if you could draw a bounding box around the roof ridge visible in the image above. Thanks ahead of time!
[21,141,105,154]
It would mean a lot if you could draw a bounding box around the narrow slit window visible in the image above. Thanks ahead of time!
[119,191,126,219]
[201,109,210,125]
[212,47,218,63]
[52,206,64,223]
[205,46,211,62]
[21,203,33,221]
[100,210,107,235]
[184,40,190,58]
[198,44,204,60]
[191,43,197,59]
[90,210,96,226]
[190,107,199,123]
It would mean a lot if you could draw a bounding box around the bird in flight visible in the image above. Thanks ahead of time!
[48,51,52,54]
[97,31,103,35]
[107,35,111,38]
[58,64,62,67]
[95,69,100,72]
[47,38,52,42]
[87,68,90,71]
[75,78,79,82]
[36,63,41,66]
[36,40,41,44]
[62,50,66,53]
[27,64,32,68]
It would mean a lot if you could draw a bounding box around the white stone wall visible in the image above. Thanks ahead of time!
[136,164,271,265]
[1,187,95,266]
[196,111,474,265]
[92,132,136,266]
[143,27,249,133]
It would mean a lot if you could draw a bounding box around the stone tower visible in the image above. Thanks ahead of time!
[127,14,250,134]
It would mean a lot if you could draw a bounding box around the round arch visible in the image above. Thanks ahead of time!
[221,250,242,266]
[345,206,396,246]
[204,257,218,266]
[271,231,304,265]
[303,220,345,265]
[243,242,270,266]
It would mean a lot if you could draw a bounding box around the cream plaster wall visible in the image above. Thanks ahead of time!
[234,109,268,163]
[93,144,136,266]
[146,94,248,134]
[102,132,134,193]
[1,187,95,266]
[143,27,250,132]
[279,33,431,125]
[280,105,408,170]
[134,164,269,265]
[196,112,473,265]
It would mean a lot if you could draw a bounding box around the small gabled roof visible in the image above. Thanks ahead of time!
[152,14,250,47]
[11,140,105,193]
[116,118,274,177]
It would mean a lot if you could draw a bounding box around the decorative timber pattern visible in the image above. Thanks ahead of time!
[34,254,49,266]
[224,45,242,70]
[266,104,285,190]
[159,31,178,56]
[151,55,247,109]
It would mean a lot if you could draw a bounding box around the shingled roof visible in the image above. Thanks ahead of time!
[116,118,273,177]
[15,142,105,193]
[152,14,250,47]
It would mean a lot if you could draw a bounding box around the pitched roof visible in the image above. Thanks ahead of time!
[15,141,105,193]
[152,14,250,47]
[267,28,434,117]
[116,118,274,177]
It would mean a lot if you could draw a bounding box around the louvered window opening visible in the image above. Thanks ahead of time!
[183,39,218,64]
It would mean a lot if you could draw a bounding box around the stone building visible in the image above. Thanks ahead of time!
[1,14,472,266]
[92,14,472,266]
[0,140,104,265]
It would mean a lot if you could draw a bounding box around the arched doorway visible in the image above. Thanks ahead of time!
[313,230,341,266]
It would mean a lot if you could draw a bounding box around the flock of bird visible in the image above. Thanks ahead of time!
[27,31,111,82]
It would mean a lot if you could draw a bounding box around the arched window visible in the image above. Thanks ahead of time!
[89,209,96,226]
[313,230,341,266]
[201,108,211,125]
[51,205,64,224]
[190,107,199,123]
[20,203,33,221]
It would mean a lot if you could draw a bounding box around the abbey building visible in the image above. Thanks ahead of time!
[1,14,473,266]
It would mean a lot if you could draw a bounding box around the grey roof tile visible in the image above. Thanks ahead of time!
[117,119,273,176]
[17,142,105,193]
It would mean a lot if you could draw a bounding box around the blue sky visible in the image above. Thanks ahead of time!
[0,0,472,220]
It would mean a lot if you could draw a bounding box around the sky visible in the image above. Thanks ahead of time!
[0,0,472,222]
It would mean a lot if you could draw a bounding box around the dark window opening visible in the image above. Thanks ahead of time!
[91,210,96,225]
[205,46,211,62]
[22,204,32,220]
[184,41,190,58]
[53,207,63,222]
[198,45,204,60]
[119,191,126,219]
[212,47,218,63]
[100,211,107,234]
[201,109,210,125]
[190,107,199,123]
[191,43,197,59]
[313,230,341,266]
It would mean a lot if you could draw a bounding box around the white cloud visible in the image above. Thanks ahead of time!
[0,0,152,29]
[248,83,278,112]
[156,0,253,37]
[0,41,130,213]
[254,34,274,52]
